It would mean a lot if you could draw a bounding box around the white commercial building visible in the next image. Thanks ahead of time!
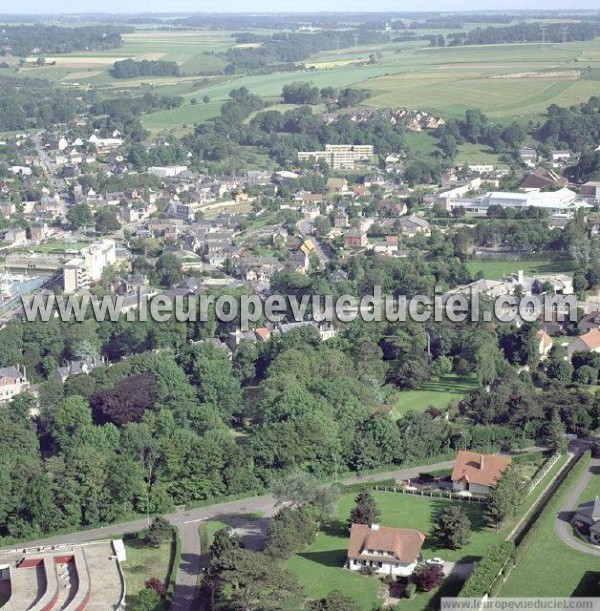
[147,165,188,178]
[447,188,593,217]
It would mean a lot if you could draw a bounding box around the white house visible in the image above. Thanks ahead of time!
[0,365,29,403]
[346,524,425,577]
[451,450,511,495]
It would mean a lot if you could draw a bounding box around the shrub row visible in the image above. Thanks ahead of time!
[459,541,515,598]
[164,527,182,607]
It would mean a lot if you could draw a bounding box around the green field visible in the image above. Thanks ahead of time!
[393,375,479,417]
[122,536,173,607]
[500,459,600,597]
[466,259,576,281]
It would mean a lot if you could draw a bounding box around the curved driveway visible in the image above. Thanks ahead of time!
[554,455,600,557]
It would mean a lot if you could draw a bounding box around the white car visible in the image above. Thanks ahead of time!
[426,557,444,566]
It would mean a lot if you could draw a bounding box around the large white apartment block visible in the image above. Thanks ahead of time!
[63,239,116,293]
[298,144,375,169]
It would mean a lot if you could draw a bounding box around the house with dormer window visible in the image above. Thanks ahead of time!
[346,523,425,577]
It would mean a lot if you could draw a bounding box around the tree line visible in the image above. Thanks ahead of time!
[0,24,127,56]
[111,59,181,79]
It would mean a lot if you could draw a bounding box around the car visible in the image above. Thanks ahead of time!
[426,557,444,566]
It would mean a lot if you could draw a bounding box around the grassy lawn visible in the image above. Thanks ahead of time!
[454,142,507,166]
[122,535,173,607]
[500,457,598,597]
[393,375,479,418]
[466,259,576,281]
[287,491,504,611]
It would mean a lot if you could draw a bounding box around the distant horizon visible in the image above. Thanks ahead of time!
[2,1,599,16]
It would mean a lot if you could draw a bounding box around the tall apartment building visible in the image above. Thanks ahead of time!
[298,144,375,169]
[63,239,116,294]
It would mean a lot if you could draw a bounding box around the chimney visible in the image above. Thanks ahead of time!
[370,524,380,532]
[479,455,485,470]
[517,269,524,284]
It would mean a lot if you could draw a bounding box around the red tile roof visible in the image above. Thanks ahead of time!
[347,524,425,564]
[451,450,511,488]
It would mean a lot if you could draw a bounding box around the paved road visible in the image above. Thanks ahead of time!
[0,460,455,610]
[554,454,600,557]
[32,131,69,199]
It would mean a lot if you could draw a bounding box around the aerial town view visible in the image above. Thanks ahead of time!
[0,1,599,610]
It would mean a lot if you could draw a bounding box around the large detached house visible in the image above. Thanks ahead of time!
[451,451,511,495]
[0,365,28,403]
[346,523,425,577]
[573,496,600,544]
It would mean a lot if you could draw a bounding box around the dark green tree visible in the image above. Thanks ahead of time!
[430,505,471,549]
[347,488,380,527]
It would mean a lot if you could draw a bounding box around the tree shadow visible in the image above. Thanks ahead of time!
[571,571,600,596]
[321,519,348,539]
[297,548,347,569]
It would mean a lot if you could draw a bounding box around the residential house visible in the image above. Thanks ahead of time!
[333,210,349,228]
[330,268,349,284]
[581,182,600,204]
[537,329,553,360]
[451,450,511,495]
[566,329,600,359]
[288,249,310,273]
[519,148,538,168]
[272,226,288,246]
[190,337,233,360]
[346,523,425,577]
[54,358,106,383]
[551,150,571,165]
[326,177,348,193]
[398,215,431,237]
[0,201,16,217]
[572,496,600,544]
[578,312,600,334]
[344,227,367,249]
[0,365,29,403]
[520,169,568,192]
[165,202,195,223]
[4,227,27,246]
[30,221,49,242]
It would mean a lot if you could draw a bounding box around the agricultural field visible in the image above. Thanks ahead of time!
[16,30,234,86]
[393,375,479,418]
[139,36,600,134]
[466,259,576,281]
[18,27,599,134]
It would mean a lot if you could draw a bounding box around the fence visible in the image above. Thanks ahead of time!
[526,452,561,495]
[372,485,487,504]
